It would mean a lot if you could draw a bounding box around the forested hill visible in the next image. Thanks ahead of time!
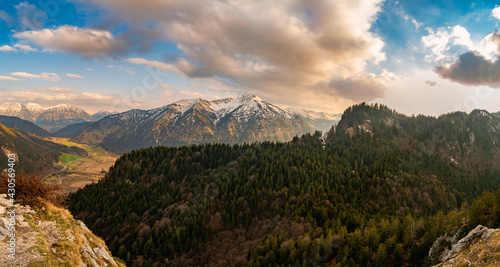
[67,103,500,266]
[331,103,500,169]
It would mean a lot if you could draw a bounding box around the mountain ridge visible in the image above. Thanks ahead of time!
[72,95,336,153]
[0,103,92,132]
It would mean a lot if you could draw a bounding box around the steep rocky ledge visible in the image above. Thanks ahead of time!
[430,225,500,266]
[0,194,125,266]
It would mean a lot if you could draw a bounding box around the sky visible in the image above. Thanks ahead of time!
[1,0,500,115]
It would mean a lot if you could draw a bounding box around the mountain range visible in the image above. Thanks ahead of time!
[0,103,119,132]
[0,97,338,140]
[72,95,339,153]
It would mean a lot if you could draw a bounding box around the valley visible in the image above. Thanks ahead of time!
[43,138,118,193]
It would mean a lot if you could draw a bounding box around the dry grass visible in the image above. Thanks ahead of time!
[0,123,16,137]
[0,173,65,207]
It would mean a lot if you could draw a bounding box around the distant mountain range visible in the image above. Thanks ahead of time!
[72,95,339,153]
[91,110,118,121]
[0,97,339,148]
[0,103,90,132]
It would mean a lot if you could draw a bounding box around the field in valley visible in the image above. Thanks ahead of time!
[44,138,118,193]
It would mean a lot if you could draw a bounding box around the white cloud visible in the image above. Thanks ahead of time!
[0,45,15,52]
[0,75,20,81]
[65,73,85,79]
[14,25,128,58]
[492,6,500,20]
[0,44,37,53]
[10,72,60,82]
[422,25,498,63]
[85,68,94,71]
[13,44,37,52]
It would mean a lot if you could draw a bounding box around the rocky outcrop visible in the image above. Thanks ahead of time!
[432,225,500,266]
[0,194,124,266]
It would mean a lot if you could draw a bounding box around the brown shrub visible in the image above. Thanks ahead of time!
[0,172,65,208]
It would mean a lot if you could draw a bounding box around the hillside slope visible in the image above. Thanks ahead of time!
[53,122,95,139]
[0,123,87,176]
[0,115,51,138]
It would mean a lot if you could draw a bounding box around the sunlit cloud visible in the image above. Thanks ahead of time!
[10,72,60,81]
[65,73,85,79]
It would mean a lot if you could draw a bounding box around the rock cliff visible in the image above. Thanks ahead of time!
[0,194,124,266]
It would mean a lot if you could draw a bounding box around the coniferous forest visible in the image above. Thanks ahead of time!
[68,103,500,266]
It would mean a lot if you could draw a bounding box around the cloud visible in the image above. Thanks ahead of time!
[74,0,388,103]
[0,45,15,52]
[493,6,500,20]
[10,72,60,82]
[431,30,500,88]
[422,26,498,63]
[106,64,134,74]
[0,43,37,53]
[327,71,396,101]
[14,44,37,52]
[0,76,20,81]
[85,68,94,71]
[65,73,85,79]
[35,87,75,93]
[425,80,437,86]
[14,25,129,58]
[434,51,500,88]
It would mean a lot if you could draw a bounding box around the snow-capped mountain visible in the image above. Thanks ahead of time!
[286,107,341,133]
[0,102,34,121]
[36,104,92,132]
[0,103,92,132]
[26,103,45,117]
[73,95,318,153]
[91,110,118,121]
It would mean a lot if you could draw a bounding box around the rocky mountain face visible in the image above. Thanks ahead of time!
[430,225,500,266]
[0,194,124,267]
[0,103,92,132]
[33,104,93,132]
[0,103,33,121]
[73,95,320,153]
